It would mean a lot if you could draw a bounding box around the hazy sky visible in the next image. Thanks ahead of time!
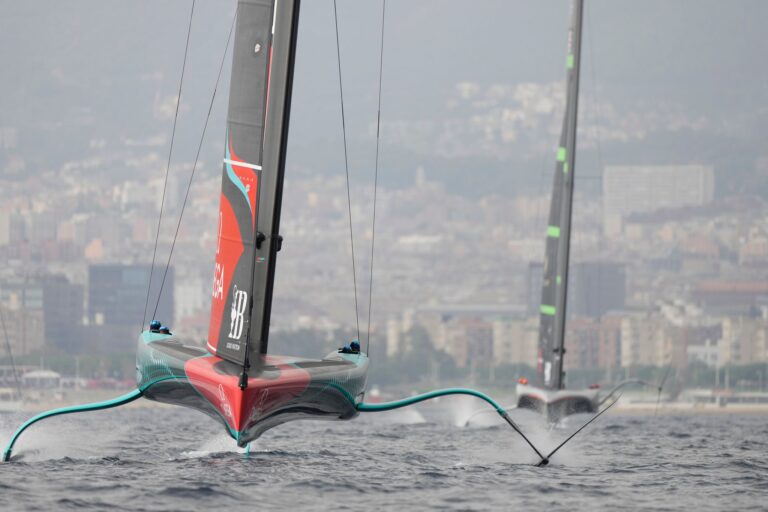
[1,1,767,195]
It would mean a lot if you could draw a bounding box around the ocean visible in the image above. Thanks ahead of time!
[0,401,766,511]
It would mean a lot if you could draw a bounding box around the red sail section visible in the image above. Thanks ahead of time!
[208,193,243,354]
[207,162,260,362]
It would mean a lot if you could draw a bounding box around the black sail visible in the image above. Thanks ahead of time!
[537,0,583,390]
[209,0,300,365]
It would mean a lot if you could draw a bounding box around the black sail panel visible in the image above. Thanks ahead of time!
[209,0,275,365]
[246,0,300,362]
[537,0,583,390]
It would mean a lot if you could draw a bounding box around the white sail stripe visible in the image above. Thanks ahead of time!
[206,341,217,353]
[223,158,261,170]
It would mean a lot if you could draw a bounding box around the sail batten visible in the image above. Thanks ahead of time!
[537,0,583,390]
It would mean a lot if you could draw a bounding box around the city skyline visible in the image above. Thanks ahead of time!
[1,1,767,388]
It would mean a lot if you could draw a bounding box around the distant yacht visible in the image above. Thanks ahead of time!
[515,0,601,421]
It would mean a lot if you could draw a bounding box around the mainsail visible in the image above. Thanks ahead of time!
[209,0,299,366]
[537,0,583,390]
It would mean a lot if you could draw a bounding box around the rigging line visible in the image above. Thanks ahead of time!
[142,0,196,332]
[0,305,22,400]
[655,364,672,417]
[151,8,238,321]
[585,4,606,184]
[583,2,605,330]
[333,0,361,343]
[365,0,386,356]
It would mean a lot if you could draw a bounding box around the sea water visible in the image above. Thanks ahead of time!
[0,404,766,511]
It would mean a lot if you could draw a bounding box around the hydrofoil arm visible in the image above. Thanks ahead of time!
[3,388,143,462]
[357,387,548,464]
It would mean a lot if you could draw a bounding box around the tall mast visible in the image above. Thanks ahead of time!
[208,0,300,368]
[537,0,583,390]
[249,0,300,360]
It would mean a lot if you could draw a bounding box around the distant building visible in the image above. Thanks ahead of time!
[603,165,714,235]
[719,316,768,365]
[566,317,601,370]
[88,264,174,330]
[443,317,493,369]
[687,339,719,368]
[28,212,58,244]
[620,311,666,368]
[527,261,626,318]
[692,280,768,316]
[569,262,626,318]
[0,212,26,246]
[42,275,84,353]
[0,277,45,355]
[0,277,43,311]
[597,313,623,370]
[0,307,44,356]
[492,317,538,366]
[396,303,526,367]
[1,274,85,355]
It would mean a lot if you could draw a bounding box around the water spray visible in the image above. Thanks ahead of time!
[536,393,622,467]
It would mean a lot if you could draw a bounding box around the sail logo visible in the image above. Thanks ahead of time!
[212,264,224,300]
[228,285,248,340]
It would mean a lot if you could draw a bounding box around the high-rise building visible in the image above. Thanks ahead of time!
[568,262,626,318]
[88,264,174,329]
[0,212,26,246]
[42,275,84,352]
[527,261,626,318]
[0,277,45,356]
[603,165,714,235]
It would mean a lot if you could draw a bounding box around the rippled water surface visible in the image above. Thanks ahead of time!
[1,403,766,511]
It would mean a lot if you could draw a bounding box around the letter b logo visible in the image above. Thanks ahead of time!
[228,285,248,340]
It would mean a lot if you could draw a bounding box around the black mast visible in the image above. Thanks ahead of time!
[537,0,583,390]
[249,0,301,360]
